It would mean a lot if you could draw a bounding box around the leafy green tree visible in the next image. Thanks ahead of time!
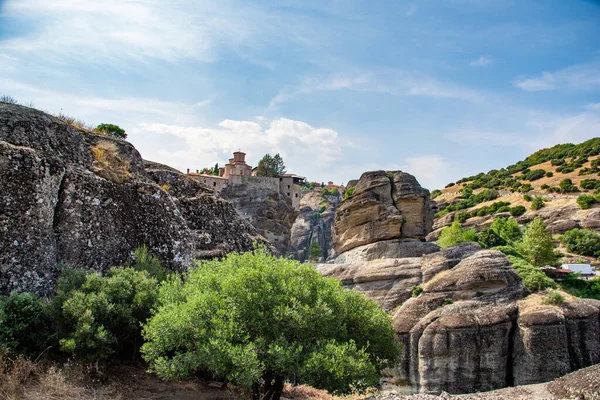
[517,217,557,267]
[577,194,597,210]
[0,292,55,356]
[141,249,400,399]
[531,196,545,210]
[129,245,169,282]
[54,267,158,364]
[255,153,286,177]
[490,218,522,243]
[309,242,323,261]
[510,205,526,217]
[477,228,506,249]
[507,256,557,291]
[438,222,477,248]
[561,228,600,257]
[431,189,442,199]
[95,123,127,139]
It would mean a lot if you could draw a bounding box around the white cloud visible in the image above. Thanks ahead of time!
[268,70,483,109]
[513,60,600,92]
[469,56,493,67]
[134,117,345,178]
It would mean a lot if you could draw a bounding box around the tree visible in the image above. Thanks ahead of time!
[577,194,597,210]
[561,228,600,257]
[437,222,477,248]
[477,228,506,249]
[309,242,323,261]
[531,196,545,210]
[141,249,400,399]
[517,217,556,266]
[490,218,522,243]
[255,153,286,177]
[95,123,127,139]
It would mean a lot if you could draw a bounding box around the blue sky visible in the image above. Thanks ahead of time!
[1,0,599,190]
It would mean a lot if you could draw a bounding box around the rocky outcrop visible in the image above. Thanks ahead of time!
[289,191,339,262]
[220,180,298,254]
[0,103,264,295]
[333,171,435,254]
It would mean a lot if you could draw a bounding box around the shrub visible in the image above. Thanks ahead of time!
[559,178,579,193]
[477,228,506,249]
[510,206,526,217]
[507,256,557,291]
[560,275,600,300]
[545,171,554,178]
[437,222,477,248]
[309,242,323,261]
[490,218,522,243]
[431,189,442,199]
[561,228,600,257]
[542,291,565,306]
[54,267,158,364]
[411,285,423,297]
[141,249,400,398]
[90,141,132,184]
[95,123,127,139]
[442,298,453,305]
[445,182,455,188]
[523,169,546,181]
[523,194,532,201]
[497,206,510,213]
[541,184,550,190]
[520,183,533,193]
[343,186,355,199]
[130,245,169,282]
[517,217,557,267]
[581,179,600,190]
[531,196,545,210]
[0,293,55,356]
[456,211,470,223]
[577,194,597,210]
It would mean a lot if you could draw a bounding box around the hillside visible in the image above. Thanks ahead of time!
[430,139,600,264]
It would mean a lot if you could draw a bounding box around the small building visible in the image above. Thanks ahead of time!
[540,267,573,282]
[279,174,305,209]
[561,264,596,280]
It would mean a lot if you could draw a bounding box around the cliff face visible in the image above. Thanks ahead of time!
[288,191,340,262]
[219,178,298,254]
[0,103,265,295]
[319,169,600,394]
[333,171,435,255]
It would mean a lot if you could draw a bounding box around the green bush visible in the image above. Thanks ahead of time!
[541,184,550,190]
[95,123,127,139]
[545,171,554,178]
[130,245,169,282]
[561,228,600,257]
[520,183,533,193]
[531,196,545,210]
[477,228,506,249]
[141,249,400,398]
[491,218,522,243]
[54,267,158,364]
[517,217,557,267]
[0,293,55,356]
[438,222,477,248]
[523,194,532,201]
[510,205,526,217]
[581,179,600,190]
[456,211,470,223]
[507,256,557,291]
[560,275,600,300]
[431,189,442,199]
[542,291,565,306]
[577,194,597,210]
[411,285,423,297]
[343,186,355,199]
[523,169,546,181]
[559,178,579,193]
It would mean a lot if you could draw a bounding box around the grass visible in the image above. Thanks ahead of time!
[90,141,132,184]
[55,112,96,133]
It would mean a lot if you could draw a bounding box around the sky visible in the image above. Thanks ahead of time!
[1,0,599,190]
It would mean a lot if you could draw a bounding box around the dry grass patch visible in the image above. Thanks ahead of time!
[90,141,132,184]
[56,112,96,132]
[518,289,573,312]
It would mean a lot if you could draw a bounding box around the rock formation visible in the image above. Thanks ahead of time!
[333,171,435,255]
[219,180,298,254]
[0,103,265,295]
[289,191,340,262]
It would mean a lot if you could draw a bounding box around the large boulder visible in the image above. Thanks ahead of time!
[332,171,435,254]
[0,103,265,295]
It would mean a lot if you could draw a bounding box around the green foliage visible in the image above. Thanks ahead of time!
[581,179,600,190]
[531,196,545,210]
[318,204,327,214]
[477,228,506,249]
[561,228,600,257]
[321,187,339,197]
[442,298,453,305]
[141,249,400,396]
[95,123,127,139]
[0,293,55,356]
[431,189,442,199]
[577,194,598,210]
[517,217,557,267]
[510,205,527,217]
[343,186,355,199]
[434,190,499,217]
[523,194,532,201]
[309,242,323,261]
[55,267,158,363]
[438,222,477,248]
[130,245,169,282]
[542,291,565,306]
[411,285,423,298]
[559,178,579,193]
[490,218,522,243]
[456,211,470,223]
[560,276,600,300]
[545,171,554,178]
[522,169,546,181]
[301,182,316,191]
[507,256,557,291]
[520,183,533,193]
[255,153,286,177]
[445,182,455,188]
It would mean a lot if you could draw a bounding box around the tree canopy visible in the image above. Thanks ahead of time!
[517,217,556,266]
[437,221,477,248]
[255,153,286,177]
[141,249,400,400]
[95,123,127,139]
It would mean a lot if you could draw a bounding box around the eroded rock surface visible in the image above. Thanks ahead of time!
[333,171,435,254]
[0,103,264,294]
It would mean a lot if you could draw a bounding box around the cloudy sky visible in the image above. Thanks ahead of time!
[1,0,599,190]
